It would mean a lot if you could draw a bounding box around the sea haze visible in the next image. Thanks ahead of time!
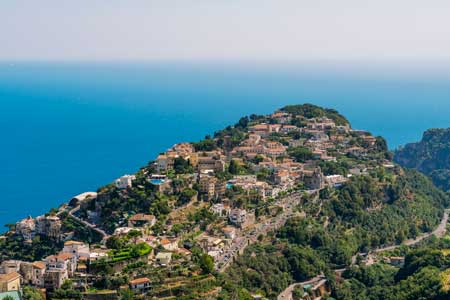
[1,61,450,227]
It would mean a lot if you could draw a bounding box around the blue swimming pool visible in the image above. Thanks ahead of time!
[150,179,165,185]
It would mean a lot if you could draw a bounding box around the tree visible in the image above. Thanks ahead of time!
[106,236,125,250]
[199,253,214,274]
[288,146,314,162]
[229,159,241,175]
[119,289,134,300]
[23,286,44,300]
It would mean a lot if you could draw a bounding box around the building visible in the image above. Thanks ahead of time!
[160,238,178,251]
[199,175,218,200]
[15,217,35,241]
[155,252,172,266]
[115,174,135,189]
[63,241,90,259]
[0,272,21,292]
[303,168,325,190]
[229,209,247,227]
[44,252,76,277]
[0,261,21,275]
[129,277,150,292]
[271,111,292,124]
[44,269,67,290]
[128,214,157,228]
[197,156,226,173]
[31,262,46,287]
[222,226,237,240]
[210,203,231,217]
[325,175,348,188]
[35,215,62,240]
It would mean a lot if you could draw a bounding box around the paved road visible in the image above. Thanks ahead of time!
[277,275,326,300]
[68,205,110,242]
[280,209,450,300]
[351,209,449,263]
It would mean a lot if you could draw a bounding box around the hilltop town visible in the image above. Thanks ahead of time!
[1,104,448,300]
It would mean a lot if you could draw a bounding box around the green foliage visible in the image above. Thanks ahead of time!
[23,286,44,300]
[281,103,349,126]
[51,280,82,300]
[288,146,314,162]
[199,253,214,274]
[193,138,217,151]
[394,127,450,191]
[178,188,197,206]
[174,157,194,174]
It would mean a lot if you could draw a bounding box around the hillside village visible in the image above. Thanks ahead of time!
[1,104,437,300]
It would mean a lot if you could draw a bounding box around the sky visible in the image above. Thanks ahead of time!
[2,0,450,62]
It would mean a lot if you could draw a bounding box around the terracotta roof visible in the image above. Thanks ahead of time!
[130,277,150,285]
[129,214,156,222]
[160,238,171,245]
[64,241,84,246]
[0,272,20,282]
[57,252,74,260]
[32,261,46,269]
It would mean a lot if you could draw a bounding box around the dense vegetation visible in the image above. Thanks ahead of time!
[395,128,450,192]
[281,103,349,126]
[220,168,449,299]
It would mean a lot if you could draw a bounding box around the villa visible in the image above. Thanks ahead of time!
[115,174,136,189]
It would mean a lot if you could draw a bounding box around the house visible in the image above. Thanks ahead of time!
[155,154,173,172]
[155,252,172,265]
[176,248,192,257]
[160,238,178,251]
[210,203,231,217]
[199,175,223,200]
[44,269,67,290]
[222,226,237,240]
[115,174,135,189]
[0,272,21,292]
[63,241,90,259]
[31,262,46,287]
[129,277,150,292]
[16,261,45,287]
[197,156,226,173]
[271,111,292,124]
[303,168,325,190]
[15,217,35,240]
[44,252,76,277]
[35,215,62,240]
[229,209,247,227]
[0,261,21,275]
[387,256,405,267]
[325,175,348,188]
[128,214,156,228]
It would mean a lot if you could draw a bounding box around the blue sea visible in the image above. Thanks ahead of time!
[1,61,450,227]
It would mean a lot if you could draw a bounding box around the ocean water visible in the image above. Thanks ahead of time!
[1,61,450,227]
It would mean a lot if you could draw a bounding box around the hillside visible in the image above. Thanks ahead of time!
[394,128,450,192]
[1,104,449,300]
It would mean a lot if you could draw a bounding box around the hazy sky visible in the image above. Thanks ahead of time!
[2,0,450,62]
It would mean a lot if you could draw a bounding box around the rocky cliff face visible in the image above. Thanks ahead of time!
[394,128,450,191]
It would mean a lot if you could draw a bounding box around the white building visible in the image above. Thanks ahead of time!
[115,175,136,189]
[210,203,230,217]
[63,241,90,259]
[155,252,172,266]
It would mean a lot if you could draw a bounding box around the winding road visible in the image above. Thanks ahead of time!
[68,205,110,242]
[279,209,449,300]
